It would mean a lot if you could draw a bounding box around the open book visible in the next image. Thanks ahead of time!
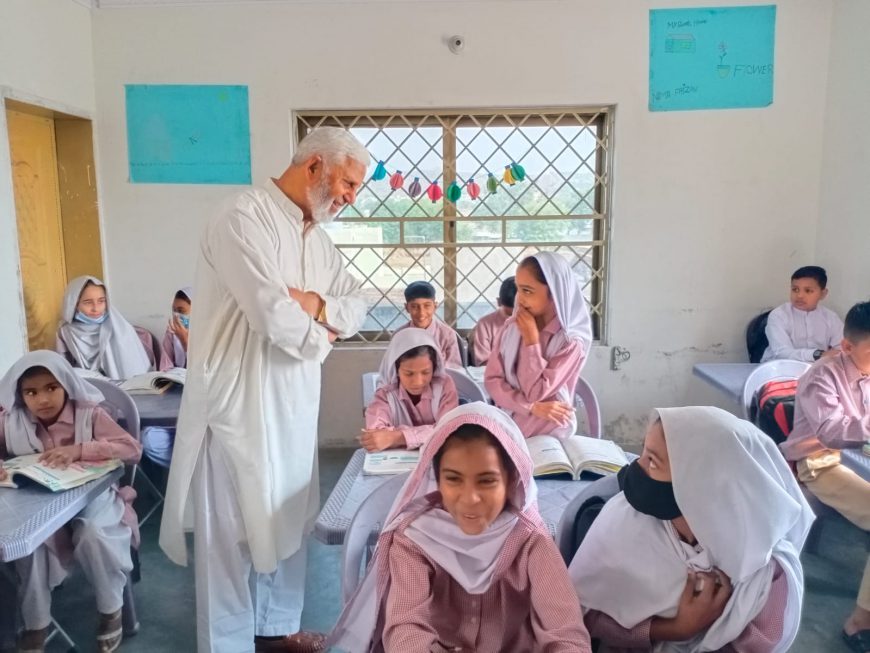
[526,434,628,480]
[120,367,186,395]
[0,454,122,492]
[363,449,420,476]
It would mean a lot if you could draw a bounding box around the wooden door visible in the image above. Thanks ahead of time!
[6,109,68,351]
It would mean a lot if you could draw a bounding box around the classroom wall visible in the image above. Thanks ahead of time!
[0,0,96,372]
[815,0,870,315]
[90,0,834,445]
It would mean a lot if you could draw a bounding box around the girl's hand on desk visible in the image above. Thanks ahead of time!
[531,401,573,424]
[359,428,405,452]
[39,445,83,470]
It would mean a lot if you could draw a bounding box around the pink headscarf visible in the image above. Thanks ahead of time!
[329,402,543,651]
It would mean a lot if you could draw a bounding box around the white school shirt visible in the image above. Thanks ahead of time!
[159,180,367,573]
[761,302,844,363]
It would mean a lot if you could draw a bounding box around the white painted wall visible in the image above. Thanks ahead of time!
[90,0,834,445]
[0,0,96,372]
[815,0,870,316]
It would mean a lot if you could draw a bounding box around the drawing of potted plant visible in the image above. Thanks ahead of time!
[717,41,731,78]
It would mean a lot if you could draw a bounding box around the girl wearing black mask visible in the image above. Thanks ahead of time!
[568,407,815,653]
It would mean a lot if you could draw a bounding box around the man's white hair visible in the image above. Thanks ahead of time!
[292,127,370,169]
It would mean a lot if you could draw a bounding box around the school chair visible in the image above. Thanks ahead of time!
[84,379,142,636]
[445,368,487,404]
[455,331,469,367]
[465,332,476,367]
[361,372,379,411]
[341,472,409,604]
[556,473,621,563]
[575,377,602,439]
[133,326,162,371]
[740,360,811,420]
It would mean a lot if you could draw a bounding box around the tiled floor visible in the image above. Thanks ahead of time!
[33,449,870,651]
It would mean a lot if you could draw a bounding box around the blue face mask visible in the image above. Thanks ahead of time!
[74,311,108,325]
[174,313,190,329]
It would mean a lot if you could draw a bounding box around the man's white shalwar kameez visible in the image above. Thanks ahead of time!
[159,180,367,652]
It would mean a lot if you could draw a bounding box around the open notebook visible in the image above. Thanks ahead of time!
[527,434,628,480]
[0,454,122,492]
[363,449,420,476]
[120,367,186,395]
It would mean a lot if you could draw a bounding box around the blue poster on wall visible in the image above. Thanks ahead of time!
[649,5,776,112]
[125,84,251,184]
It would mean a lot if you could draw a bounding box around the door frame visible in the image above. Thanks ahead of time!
[0,86,104,368]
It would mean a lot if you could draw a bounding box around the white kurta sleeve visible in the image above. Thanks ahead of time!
[211,209,332,362]
[764,308,814,362]
[319,241,368,338]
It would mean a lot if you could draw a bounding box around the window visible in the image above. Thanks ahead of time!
[295,108,613,343]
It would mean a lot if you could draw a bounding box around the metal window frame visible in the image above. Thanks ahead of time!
[294,107,615,345]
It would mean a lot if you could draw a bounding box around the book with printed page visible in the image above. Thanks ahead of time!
[363,449,420,476]
[0,454,122,492]
[119,368,186,395]
[527,434,628,480]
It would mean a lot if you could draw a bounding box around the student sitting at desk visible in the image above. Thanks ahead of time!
[570,406,813,653]
[55,275,152,379]
[360,328,458,452]
[394,280,462,369]
[484,252,592,439]
[331,402,592,653]
[471,276,517,366]
[781,301,870,653]
[762,265,844,363]
[0,351,142,653]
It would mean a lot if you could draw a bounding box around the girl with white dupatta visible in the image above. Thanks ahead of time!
[0,351,142,653]
[331,402,592,653]
[570,407,815,653]
[360,328,459,452]
[484,252,593,439]
[55,276,152,379]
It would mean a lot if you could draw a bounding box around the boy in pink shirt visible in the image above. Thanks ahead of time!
[781,301,870,652]
[471,276,516,366]
[393,280,462,368]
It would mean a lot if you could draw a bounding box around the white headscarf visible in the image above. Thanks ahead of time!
[376,328,446,423]
[0,350,104,456]
[570,407,814,653]
[498,252,593,436]
[329,402,543,651]
[169,286,194,368]
[57,276,151,380]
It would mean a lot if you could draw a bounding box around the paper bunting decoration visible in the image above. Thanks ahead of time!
[371,161,388,181]
[510,162,526,182]
[389,171,404,190]
[486,172,499,194]
[427,181,443,203]
[466,178,480,200]
[503,165,516,186]
[408,177,422,198]
[446,181,462,202]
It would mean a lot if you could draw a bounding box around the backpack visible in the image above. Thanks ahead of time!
[569,496,608,561]
[746,310,772,363]
[754,379,798,444]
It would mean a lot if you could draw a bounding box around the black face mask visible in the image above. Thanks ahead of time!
[617,460,682,520]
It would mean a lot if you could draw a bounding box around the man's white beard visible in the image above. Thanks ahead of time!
[309,179,340,224]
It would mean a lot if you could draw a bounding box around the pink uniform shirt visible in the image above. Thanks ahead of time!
[365,377,459,449]
[471,309,509,366]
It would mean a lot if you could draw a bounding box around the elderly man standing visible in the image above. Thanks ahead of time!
[159,128,369,653]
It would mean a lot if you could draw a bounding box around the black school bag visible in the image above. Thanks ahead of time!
[746,310,772,363]
[754,379,798,445]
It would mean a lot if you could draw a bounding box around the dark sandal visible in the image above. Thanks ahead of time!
[843,629,870,653]
[254,631,326,653]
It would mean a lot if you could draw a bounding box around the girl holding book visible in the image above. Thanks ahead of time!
[360,328,458,452]
[331,402,592,652]
[55,275,152,379]
[484,252,592,439]
[0,350,141,653]
[570,407,814,653]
